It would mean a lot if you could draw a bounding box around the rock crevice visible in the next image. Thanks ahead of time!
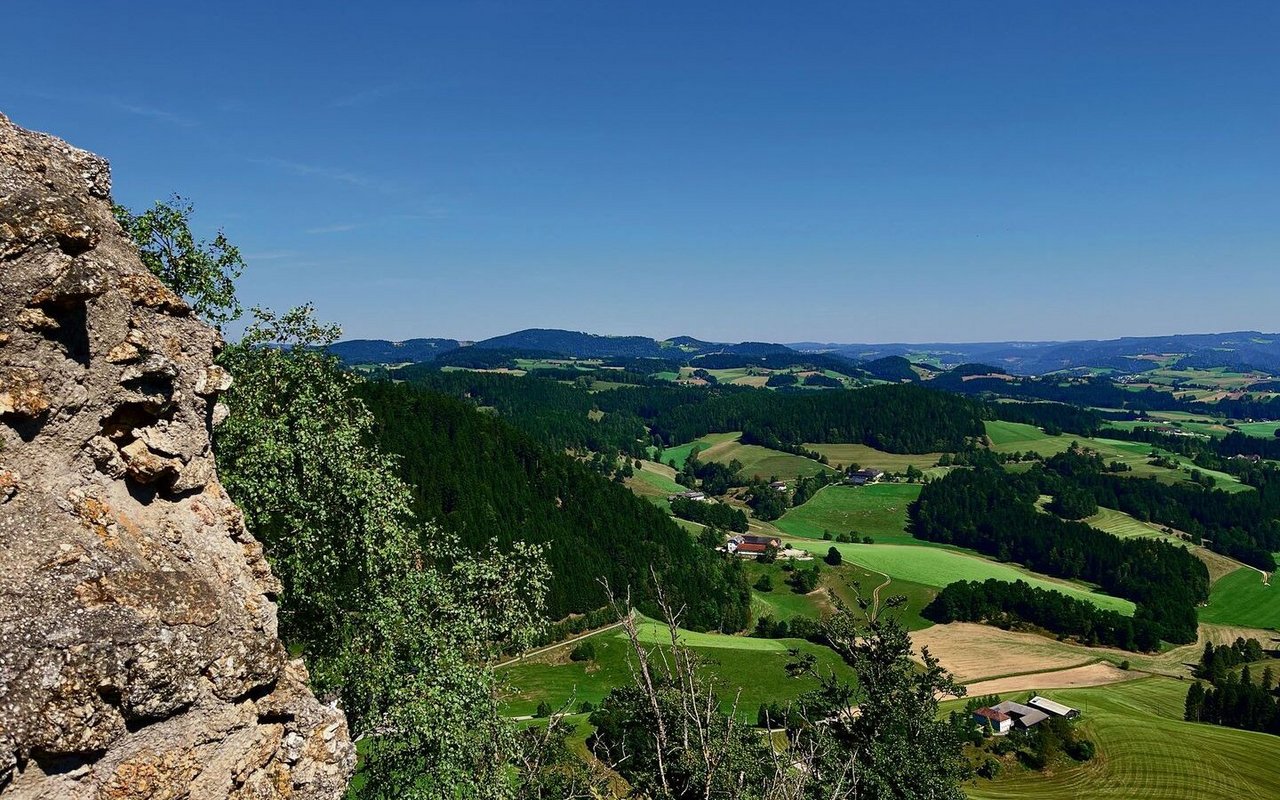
[0,112,354,798]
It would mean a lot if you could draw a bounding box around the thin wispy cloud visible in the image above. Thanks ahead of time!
[329,84,401,109]
[108,99,198,128]
[8,87,199,128]
[305,223,363,235]
[250,156,389,191]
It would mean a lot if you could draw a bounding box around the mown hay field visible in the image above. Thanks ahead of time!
[963,677,1280,800]
[1199,567,1280,630]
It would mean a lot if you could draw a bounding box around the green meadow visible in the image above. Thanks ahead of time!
[1198,567,1280,630]
[498,620,856,720]
[1083,507,1186,544]
[984,421,1251,493]
[1233,420,1280,438]
[963,678,1280,800]
[774,483,923,544]
[790,540,1135,615]
[693,433,836,480]
[656,432,739,469]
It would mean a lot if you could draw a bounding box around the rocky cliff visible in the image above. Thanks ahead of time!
[0,114,355,798]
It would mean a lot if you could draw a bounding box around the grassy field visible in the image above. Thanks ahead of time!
[695,434,836,480]
[744,558,881,622]
[790,540,1135,615]
[657,432,739,469]
[963,677,1280,800]
[1084,507,1183,542]
[985,421,1251,493]
[1233,420,1280,438]
[626,460,685,497]
[1199,567,1280,630]
[499,620,856,720]
[774,483,923,544]
[804,443,944,472]
[1082,506,1247,583]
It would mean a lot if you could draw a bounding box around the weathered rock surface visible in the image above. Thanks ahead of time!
[0,113,355,798]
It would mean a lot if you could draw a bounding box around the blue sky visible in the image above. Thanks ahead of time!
[4,2,1278,343]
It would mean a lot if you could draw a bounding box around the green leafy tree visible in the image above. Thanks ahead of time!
[215,305,550,798]
[113,195,246,326]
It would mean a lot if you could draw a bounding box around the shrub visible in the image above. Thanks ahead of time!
[1065,738,1095,761]
[570,641,596,662]
[976,759,1001,779]
[754,574,774,592]
[535,700,553,718]
[825,547,843,566]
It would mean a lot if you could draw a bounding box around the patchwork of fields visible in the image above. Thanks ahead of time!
[985,420,1251,493]
[601,424,1280,796]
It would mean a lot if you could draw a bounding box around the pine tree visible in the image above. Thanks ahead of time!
[1186,681,1206,722]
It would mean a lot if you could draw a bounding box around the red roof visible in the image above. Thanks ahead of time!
[974,708,1011,722]
[736,542,767,553]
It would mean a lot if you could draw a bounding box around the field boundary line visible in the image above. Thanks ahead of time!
[496,609,634,667]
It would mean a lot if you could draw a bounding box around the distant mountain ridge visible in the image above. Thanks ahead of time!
[789,331,1280,374]
[330,328,801,365]
[329,328,1280,376]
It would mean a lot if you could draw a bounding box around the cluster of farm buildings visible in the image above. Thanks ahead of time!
[973,696,1079,735]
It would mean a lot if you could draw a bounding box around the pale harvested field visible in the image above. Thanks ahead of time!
[965,663,1134,696]
[915,621,1280,691]
[805,442,943,471]
[913,623,1101,682]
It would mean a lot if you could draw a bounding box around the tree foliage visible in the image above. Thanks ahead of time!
[113,195,246,326]
[214,306,549,797]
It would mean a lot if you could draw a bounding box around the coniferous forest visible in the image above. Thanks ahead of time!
[358,381,751,631]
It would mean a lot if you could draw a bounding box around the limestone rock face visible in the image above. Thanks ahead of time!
[0,113,355,797]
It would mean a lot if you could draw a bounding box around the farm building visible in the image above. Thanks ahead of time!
[1028,696,1079,719]
[846,468,885,486]
[668,490,708,502]
[725,533,782,555]
[769,480,788,490]
[991,700,1049,729]
[973,707,1012,735]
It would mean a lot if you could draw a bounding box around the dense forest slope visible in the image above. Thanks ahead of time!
[358,382,751,630]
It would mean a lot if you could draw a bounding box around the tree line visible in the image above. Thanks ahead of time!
[909,464,1208,646]
[924,579,1148,650]
[1042,447,1280,571]
[1185,638,1280,736]
[669,496,749,532]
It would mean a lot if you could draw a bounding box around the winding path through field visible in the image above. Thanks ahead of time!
[496,610,634,667]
